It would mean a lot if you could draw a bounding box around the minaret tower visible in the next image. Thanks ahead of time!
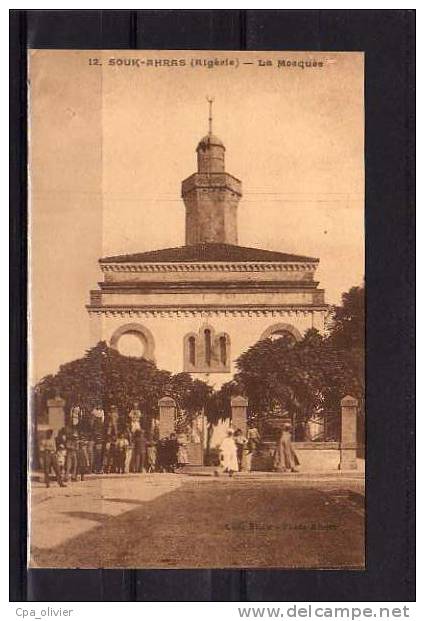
[181,98,242,245]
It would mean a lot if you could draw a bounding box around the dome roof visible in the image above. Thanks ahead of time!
[197,133,225,149]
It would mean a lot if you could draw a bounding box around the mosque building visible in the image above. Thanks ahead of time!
[87,103,328,387]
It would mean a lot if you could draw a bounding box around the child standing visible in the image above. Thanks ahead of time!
[115,433,129,474]
[76,435,90,481]
[146,441,157,473]
[40,430,66,488]
[103,434,116,474]
[55,443,67,481]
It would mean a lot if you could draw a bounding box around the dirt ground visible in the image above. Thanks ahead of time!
[30,473,365,569]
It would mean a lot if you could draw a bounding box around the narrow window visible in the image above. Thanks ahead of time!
[219,336,227,365]
[204,329,212,366]
[188,336,196,366]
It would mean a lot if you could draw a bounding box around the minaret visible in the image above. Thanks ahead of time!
[181,98,242,246]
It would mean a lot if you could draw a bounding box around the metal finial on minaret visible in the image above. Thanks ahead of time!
[206,96,214,135]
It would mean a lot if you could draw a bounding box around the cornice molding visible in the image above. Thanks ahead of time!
[100,261,318,274]
[87,304,329,319]
[181,172,242,197]
[98,281,322,293]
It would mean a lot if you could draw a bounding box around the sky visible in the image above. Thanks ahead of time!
[29,50,364,383]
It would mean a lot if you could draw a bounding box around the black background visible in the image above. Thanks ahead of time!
[10,9,415,602]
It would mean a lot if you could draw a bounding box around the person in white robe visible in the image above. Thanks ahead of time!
[218,429,239,476]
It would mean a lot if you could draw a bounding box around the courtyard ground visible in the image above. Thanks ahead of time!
[29,472,365,569]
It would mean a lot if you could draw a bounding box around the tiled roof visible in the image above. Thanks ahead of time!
[100,243,318,264]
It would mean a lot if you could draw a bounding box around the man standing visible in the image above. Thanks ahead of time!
[39,429,66,488]
[91,403,105,431]
[93,430,104,474]
[70,405,82,428]
[234,428,247,472]
[124,428,133,473]
[246,426,261,472]
[55,425,68,451]
[274,422,300,473]
[128,401,143,434]
[106,405,119,437]
[115,433,129,474]
[168,433,178,472]
[151,417,160,442]
[86,430,95,474]
[176,431,190,471]
[65,430,79,481]
[76,433,90,481]
[132,428,147,472]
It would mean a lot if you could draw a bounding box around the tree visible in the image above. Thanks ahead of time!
[168,372,213,431]
[328,285,365,417]
[234,284,365,427]
[206,380,240,424]
[329,286,365,438]
[234,324,364,434]
[328,285,365,350]
[33,342,211,425]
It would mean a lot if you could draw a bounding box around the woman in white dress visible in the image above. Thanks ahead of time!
[218,429,239,477]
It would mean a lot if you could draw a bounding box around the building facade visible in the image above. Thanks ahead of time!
[87,121,328,387]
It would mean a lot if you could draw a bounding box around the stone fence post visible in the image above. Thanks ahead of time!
[231,395,248,436]
[46,395,66,435]
[158,396,177,439]
[339,395,358,470]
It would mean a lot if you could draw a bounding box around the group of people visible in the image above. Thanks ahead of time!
[217,422,299,477]
[38,402,300,487]
[38,401,191,488]
[217,426,260,476]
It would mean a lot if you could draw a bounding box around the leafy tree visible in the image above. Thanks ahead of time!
[328,285,365,418]
[234,322,364,435]
[328,285,365,350]
[168,372,213,431]
[205,380,240,424]
[33,342,211,426]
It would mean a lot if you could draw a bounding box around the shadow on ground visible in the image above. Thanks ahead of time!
[31,480,365,569]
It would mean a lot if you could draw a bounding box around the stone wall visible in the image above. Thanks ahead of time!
[252,441,344,472]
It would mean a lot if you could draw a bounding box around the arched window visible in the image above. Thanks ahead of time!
[219,335,227,365]
[204,329,212,366]
[188,336,196,366]
[110,323,155,361]
[184,326,230,373]
[260,323,302,344]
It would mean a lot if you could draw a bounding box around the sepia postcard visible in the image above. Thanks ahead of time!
[28,49,365,569]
